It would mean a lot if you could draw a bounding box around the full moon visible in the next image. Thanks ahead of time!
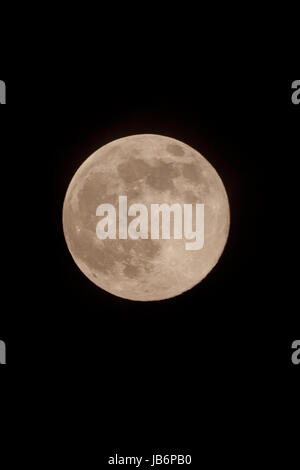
[63,134,230,301]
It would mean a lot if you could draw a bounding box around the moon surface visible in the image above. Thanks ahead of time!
[63,134,230,301]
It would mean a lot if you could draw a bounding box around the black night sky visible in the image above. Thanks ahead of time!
[0,68,299,461]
